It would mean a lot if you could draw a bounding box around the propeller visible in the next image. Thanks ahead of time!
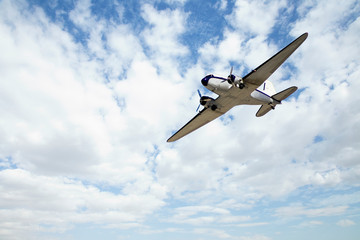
[196,89,212,112]
[229,66,233,78]
[227,66,236,87]
[221,66,236,86]
[196,90,202,112]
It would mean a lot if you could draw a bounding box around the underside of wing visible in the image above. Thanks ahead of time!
[256,104,273,117]
[167,108,223,142]
[243,33,308,88]
[272,86,298,102]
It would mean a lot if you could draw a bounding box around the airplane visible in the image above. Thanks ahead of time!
[167,32,308,142]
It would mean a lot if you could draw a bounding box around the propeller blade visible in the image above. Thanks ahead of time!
[196,90,202,112]
[196,104,201,112]
[230,66,233,76]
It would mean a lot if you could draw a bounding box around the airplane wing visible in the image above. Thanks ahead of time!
[242,32,308,88]
[167,107,223,142]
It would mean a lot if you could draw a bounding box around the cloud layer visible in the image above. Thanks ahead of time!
[0,0,359,239]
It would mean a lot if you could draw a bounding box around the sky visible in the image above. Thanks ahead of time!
[0,0,359,239]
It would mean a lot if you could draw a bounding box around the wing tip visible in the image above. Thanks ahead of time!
[167,134,177,142]
[299,32,309,41]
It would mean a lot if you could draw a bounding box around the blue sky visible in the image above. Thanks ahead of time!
[0,0,360,239]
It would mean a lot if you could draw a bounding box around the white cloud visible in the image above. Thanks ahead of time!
[227,0,287,36]
[215,0,228,11]
[0,1,169,237]
[161,0,188,5]
[141,4,189,72]
[237,222,269,227]
[1,0,360,239]
[69,0,93,31]
[0,168,164,239]
[313,191,360,207]
[194,228,232,239]
[275,205,348,218]
[239,234,272,240]
[168,205,250,225]
[336,219,356,227]
[297,220,323,228]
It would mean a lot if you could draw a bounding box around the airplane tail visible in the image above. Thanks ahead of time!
[272,86,298,103]
[256,86,298,117]
[262,80,276,96]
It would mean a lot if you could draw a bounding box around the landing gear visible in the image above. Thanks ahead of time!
[211,105,217,111]
[237,78,245,89]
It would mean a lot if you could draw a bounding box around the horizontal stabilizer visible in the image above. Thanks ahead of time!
[256,86,298,117]
[272,86,298,102]
[256,104,273,117]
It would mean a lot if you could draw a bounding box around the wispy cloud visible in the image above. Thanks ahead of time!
[237,222,269,227]
[337,219,356,227]
[275,205,348,218]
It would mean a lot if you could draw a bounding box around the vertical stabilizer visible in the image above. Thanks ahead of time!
[262,80,276,96]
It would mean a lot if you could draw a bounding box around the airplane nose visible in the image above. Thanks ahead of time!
[201,77,209,86]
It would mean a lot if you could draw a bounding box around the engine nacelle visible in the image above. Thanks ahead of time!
[228,74,244,87]
[201,74,231,92]
[199,96,215,108]
[198,96,217,111]
[233,76,243,85]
